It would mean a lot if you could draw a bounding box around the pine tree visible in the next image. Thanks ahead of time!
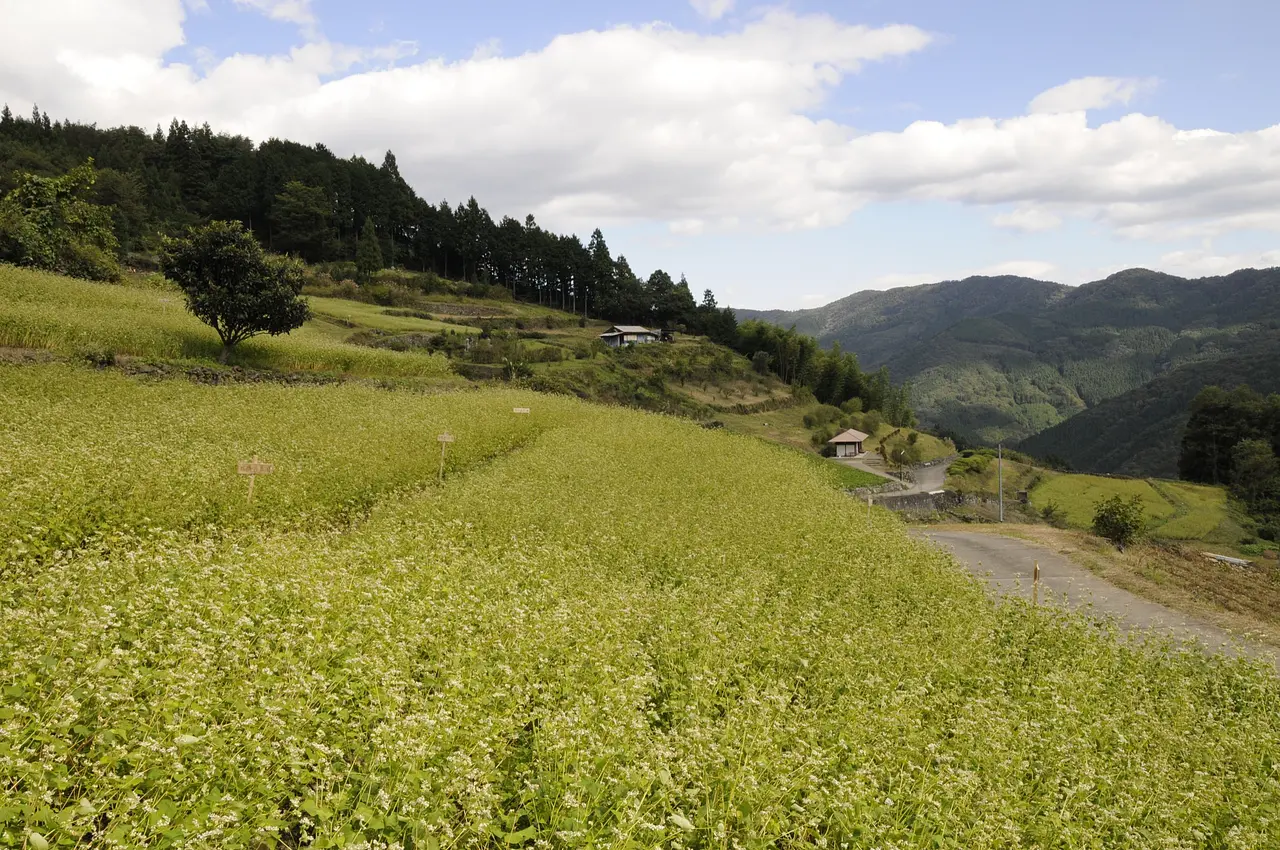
[355,217,384,283]
[0,104,12,127]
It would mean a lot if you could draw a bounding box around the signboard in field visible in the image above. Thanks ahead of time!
[437,433,455,443]
[236,456,274,504]
[513,408,531,414]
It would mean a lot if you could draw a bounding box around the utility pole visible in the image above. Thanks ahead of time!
[998,442,1004,523]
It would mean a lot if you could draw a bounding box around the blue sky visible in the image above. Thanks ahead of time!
[4,0,1278,308]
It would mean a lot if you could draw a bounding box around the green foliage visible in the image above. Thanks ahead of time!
[802,404,844,429]
[161,221,311,360]
[1092,494,1148,549]
[1180,384,1280,485]
[0,159,120,280]
[355,216,384,283]
[270,180,337,261]
[502,354,534,381]
[1040,500,1067,527]
[1232,439,1280,504]
[2,361,1279,847]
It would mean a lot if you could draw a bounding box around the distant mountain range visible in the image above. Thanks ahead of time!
[736,268,1280,474]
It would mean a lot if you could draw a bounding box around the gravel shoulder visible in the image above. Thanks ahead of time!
[914,528,1279,671]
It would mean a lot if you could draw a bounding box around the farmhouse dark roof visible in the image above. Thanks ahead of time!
[828,429,870,444]
[604,325,655,334]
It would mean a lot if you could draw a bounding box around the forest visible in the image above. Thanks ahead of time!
[1180,383,1280,540]
[0,105,913,422]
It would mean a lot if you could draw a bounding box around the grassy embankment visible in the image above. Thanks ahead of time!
[1,359,1278,848]
[946,453,1246,548]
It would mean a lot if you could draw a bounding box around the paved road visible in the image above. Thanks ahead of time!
[915,529,1278,669]
[837,455,948,497]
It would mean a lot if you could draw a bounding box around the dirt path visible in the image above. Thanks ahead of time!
[915,529,1279,670]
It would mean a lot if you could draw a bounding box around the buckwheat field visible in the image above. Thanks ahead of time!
[1,361,1278,849]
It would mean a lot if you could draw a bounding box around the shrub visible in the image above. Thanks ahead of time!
[1092,494,1147,550]
[1040,500,1067,528]
[502,357,534,381]
[860,410,885,434]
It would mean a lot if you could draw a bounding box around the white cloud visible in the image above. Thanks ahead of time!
[1028,76,1155,114]
[233,0,314,27]
[691,0,735,21]
[1152,248,1280,278]
[993,206,1063,233]
[0,2,1278,251]
[469,39,503,61]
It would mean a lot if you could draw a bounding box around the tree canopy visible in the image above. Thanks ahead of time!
[1180,384,1280,540]
[0,159,120,280]
[160,220,310,361]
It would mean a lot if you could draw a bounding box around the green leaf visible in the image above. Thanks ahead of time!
[506,826,537,844]
[669,814,695,831]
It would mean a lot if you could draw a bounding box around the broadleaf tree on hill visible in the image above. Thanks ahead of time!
[161,220,311,363]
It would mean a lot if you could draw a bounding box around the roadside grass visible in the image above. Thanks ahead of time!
[0,264,453,377]
[798,450,887,490]
[946,457,1040,497]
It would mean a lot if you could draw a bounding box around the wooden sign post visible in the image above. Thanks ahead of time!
[867,495,873,527]
[437,433,455,481]
[1032,560,1040,606]
[237,456,274,504]
[513,407,531,415]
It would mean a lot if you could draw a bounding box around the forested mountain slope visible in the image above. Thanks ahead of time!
[1018,331,1280,478]
[739,268,1280,448]
[736,275,1069,367]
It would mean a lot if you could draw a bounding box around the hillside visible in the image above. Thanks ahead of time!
[1019,330,1280,477]
[5,263,927,473]
[3,359,1278,847]
[739,267,1280,449]
[736,275,1069,368]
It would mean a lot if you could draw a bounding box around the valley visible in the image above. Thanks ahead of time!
[738,267,1280,461]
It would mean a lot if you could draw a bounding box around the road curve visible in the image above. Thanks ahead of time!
[837,456,948,497]
[914,529,1278,670]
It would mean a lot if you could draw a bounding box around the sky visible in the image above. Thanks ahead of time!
[1,0,1278,309]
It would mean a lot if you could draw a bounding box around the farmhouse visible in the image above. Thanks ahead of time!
[827,428,869,458]
[599,325,660,347]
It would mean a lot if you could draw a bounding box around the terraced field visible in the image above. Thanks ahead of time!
[1,360,1278,849]
[0,265,453,377]
[1031,473,1241,543]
